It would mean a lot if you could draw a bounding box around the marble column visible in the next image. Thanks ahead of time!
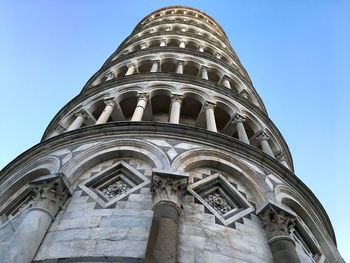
[125,63,136,76]
[256,131,274,157]
[169,94,183,124]
[145,170,188,263]
[179,41,186,48]
[257,203,301,263]
[66,110,85,131]
[198,46,204,52]
[160,40,167,47]
[2,175,69,263]
[95,98,115,125]
[276,151,289,168]
[131,93,148,121]
[200,66,208,80]
[232,114,250,144]
[176,60,184,74]
[150,60,160,72]
[221,76,231,89]
[205,101,217,132]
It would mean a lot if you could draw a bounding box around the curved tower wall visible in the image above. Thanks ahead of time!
[0,6,343,263]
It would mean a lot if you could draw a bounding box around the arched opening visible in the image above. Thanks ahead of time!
[183,61,199,76]
[167,39,179,48]
[119,96,138,121]
[161,59,176,73]
[214,106,231,132]
[116,66,128,78]
[151,94,171,122]
[138,60,153,73]
[180,96,202,126]
[207,68,221,84]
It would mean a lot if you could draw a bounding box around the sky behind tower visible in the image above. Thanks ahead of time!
[0,0,349,260]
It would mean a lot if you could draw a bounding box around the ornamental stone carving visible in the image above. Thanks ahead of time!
[204,192,232,214]
[151,170,188,210]
[29,174,70,218]
[257,203,297,242]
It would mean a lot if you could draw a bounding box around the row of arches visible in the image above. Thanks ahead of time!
[116,33,237,71]
[52,88,286,167]
[93,56,258,107]
[0,143,332,262]
[142,8,221,35]
[134,17,227,52]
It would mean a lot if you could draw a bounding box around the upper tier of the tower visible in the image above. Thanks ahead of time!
[42,6,294,171]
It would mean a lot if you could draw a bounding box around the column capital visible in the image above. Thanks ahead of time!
[74,109,86,118]
[275,151,287,162]
[104,97,115,107]
[232,113,246,124]
[29,174,70,218]
[257,203,297,243]
[256,130,270,141]
[137,92,149,100]
[221,75,230,81]
[200,65,208,72]
[151,170,188,212]
[171,94,183,103]
[127,63,136,68]
[177,60,185,66]
[105,71,115,79]
[239,89,249,98]
[151,59,160,64]
[204,101,216,110]
[140,43,148,49]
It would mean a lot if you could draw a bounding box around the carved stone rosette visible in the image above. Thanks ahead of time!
[151,171,188,211]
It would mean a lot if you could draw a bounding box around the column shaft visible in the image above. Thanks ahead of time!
[201,67,208,80]
[222,77,231,89]
[96,102,114,125]
[169,96,182,124]
[150,61,159,72]
[236,121,250,144]
[131,95,148,121]
[205,103,217,132]
[145,203,179,263]
[176,61,184,74]
[3,209,52,263]
[66,112,84,131]
[125,64,136,75]
[270,238,301,263]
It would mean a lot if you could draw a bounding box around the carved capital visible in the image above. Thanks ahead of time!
[200,66,208,72]
[275,151,287,162]
[204,101,216,110]
[257,203,296,242]
[127,63,135,68]
[104,98,115,107]
[177,60,185,66]
[137,92,149,101]
[152,59,160,65]
[29,174,69,218]
[256,130,270,141]
[239,89,249,98]
[171,94,183,103]
[74,109,86,119]
[105,71,115,79]
[151,170,188,211]
[232,113,246,125]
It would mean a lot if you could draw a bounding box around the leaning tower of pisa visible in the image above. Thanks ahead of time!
[0,6,344,263]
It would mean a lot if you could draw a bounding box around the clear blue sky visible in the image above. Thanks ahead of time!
[1,0,349,260]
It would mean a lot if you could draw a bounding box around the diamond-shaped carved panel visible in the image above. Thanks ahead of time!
[188,173,254,226]
[79,161,150,208]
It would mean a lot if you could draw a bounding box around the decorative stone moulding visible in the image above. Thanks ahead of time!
[79,161,150,208]
[188,173,254,227]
